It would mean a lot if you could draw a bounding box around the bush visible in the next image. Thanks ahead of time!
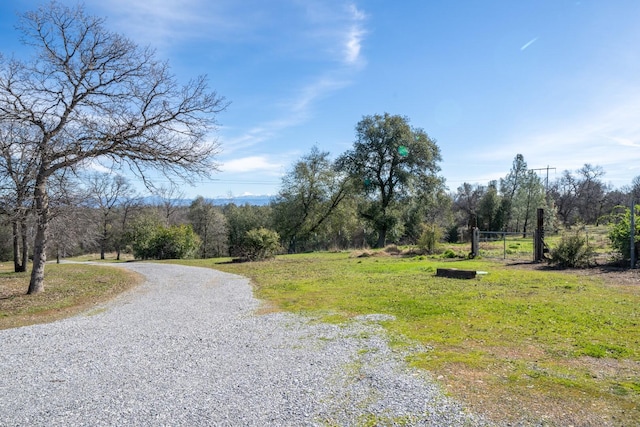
[383,244,401,254]
[548,229,594,268]
[150,225,200,260]
[127,220,200,260]
[241,228,281,261]
[417,223,442,254]
[442,249,457,259]
[607,205,640,262]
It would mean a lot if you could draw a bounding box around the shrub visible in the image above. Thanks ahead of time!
[548,229,595,268]
[417,223,442,254]
[150,225,200,260]
[383,244,401,255]
[607,205,640,262]
[127,220,200,260]
[241,227,281,261]
[126,215,162,260]
[442,249,456,259]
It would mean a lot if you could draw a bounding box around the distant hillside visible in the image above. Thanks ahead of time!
[141,194,274,207]
[209,195,274,206]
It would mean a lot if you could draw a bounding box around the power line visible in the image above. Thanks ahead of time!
[531,166,556,192]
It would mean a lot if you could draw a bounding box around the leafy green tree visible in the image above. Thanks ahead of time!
[454,182,484,227]
[126,215,200,260]
[608,205,640,262]
[417,223,443,254]
[402,188,451,244]
[126,214,163,260]
[272,147,348,252]
[188,196,228,258]
[223,204,272,257]
[336,113,443,248]
[512,170,546,237]
[499,154,528,231]
[150,225,200,260]
[317,195,364,249]
[477,181,503,231]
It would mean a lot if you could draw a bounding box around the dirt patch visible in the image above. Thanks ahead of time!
[439,361,635,427]
[506,261,640,288]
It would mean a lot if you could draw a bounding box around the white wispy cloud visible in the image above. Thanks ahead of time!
[343,4,367,65]
[483,95,640,186]
[520,37,539,51]
[219,2,368,152]
[221,156,284,174]
[92,0,369,158]
[88,0,265,49]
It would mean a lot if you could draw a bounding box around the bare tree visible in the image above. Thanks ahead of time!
[630,176,640,203]
[575,164,607,224]
[152,184,186,226]
[453,182,484,229]
[0,122,37,272]
[0,3,226,293]
[112,192,142,261]
[550,170,579,226]
[85,172,135,259]
[48,176,96,263]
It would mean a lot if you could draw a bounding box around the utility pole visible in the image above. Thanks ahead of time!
[531,166,557,192]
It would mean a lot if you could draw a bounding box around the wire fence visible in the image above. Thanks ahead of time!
[476,231,535,261]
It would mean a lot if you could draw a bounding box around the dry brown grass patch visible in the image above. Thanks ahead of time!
[0,263,142,330]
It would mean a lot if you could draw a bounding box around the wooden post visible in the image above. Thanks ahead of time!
[631,200,636,269]
[534,208,544,262]
[470,227,479,258]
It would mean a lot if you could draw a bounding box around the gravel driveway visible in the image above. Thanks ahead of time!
[0,262,491,426]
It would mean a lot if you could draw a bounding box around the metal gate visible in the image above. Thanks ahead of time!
[472,230,535,261]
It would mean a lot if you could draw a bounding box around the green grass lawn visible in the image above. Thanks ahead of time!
[174,251,640,426]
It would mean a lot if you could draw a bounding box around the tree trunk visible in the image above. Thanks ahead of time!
[20,221,29,272]
[100,220,107,260]
[12,221,23,273]
[28,181,49,294]
[375,228,387,248]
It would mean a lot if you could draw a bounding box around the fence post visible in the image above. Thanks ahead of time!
[534,208,544,262]
[471,227,479,258]
[631,200,636,269]
[503,232,506,260]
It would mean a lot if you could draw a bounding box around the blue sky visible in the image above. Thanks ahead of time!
[1,1,639,198]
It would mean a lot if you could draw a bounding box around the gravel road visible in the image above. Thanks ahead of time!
[0,262,492,426]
